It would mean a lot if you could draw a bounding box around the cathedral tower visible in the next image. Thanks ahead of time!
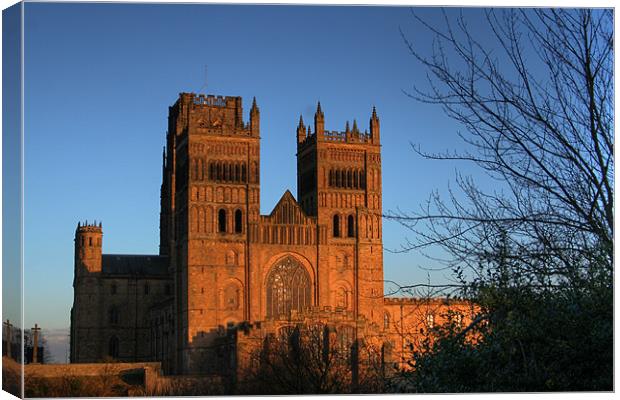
[164,93,260,373]
[296,103,384,327]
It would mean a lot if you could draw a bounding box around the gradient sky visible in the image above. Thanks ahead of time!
[22,3,493,330]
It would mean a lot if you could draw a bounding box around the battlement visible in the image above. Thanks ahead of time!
[178,93,240,108]
[171,92,259,137]
[191,94,230,107]
[383,297,467,306]
[298,129,373,148]
[297,103,380,148]
[76,220,102,233]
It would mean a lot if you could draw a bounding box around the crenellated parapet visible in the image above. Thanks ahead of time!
[297,103,380,150]
[170,92,259,138]
[74,220,103,276]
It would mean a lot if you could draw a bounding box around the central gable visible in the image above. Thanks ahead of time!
[261,190,316,225]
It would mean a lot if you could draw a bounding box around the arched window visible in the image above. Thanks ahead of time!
[234,209,243,233]
[216,162,222,181]
[426,314,435,328]
[329,170,334,187]
[209,162,214,180]
[235,164,240,182]
[353,170,358,188]
[241,164,247,182]
[218,209,227,233]
[109,336,119,359]
[384,312,390,329]
[347,170,353,188]
[347,215,355,237]
[266,257,311,319]
[333,214,340,237]
[109,306,119,325]
[224,163,230,181]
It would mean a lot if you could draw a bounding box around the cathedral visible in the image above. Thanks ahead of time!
[70,93,473,376]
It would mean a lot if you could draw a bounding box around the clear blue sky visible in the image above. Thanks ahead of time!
[22,3,488,330]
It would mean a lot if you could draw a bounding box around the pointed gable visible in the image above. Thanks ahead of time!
[265,190,313,225]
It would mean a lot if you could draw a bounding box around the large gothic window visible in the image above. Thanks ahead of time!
[266,257,311,319]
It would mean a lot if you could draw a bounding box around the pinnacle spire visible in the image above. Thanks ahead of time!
[345,121,350,133]
[298,115,304,128]
[352,119,358,132]
[316,101,323,114]
[372,105,378,119]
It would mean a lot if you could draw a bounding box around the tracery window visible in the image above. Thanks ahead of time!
[266,257,311,319]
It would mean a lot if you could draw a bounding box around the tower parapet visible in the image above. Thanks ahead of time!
[169,92,257,137]
[74,220,103,275]
[297,104,380,150]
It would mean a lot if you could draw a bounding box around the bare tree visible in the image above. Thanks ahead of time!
[241,323,387,394]
[390,8,613,392]
[391,8,613,284]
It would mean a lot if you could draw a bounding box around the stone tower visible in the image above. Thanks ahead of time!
[163,93,261,372]
[74,221,103,275]
[70,221,103,362]
[296,103,384,327]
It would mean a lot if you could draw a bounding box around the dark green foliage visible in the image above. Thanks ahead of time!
[402,251,612,392]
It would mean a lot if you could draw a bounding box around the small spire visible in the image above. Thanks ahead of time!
[99,221,102,228]
[307,126,311,135]
[352,119,358,132]
[77,222,81,229]
[345,121,350,133]
[251,97,258,113]
[298,115,304,128]
[372,106,378,119]
[316,101,322,114]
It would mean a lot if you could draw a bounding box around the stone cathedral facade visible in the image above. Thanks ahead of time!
[70,93,473,375]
